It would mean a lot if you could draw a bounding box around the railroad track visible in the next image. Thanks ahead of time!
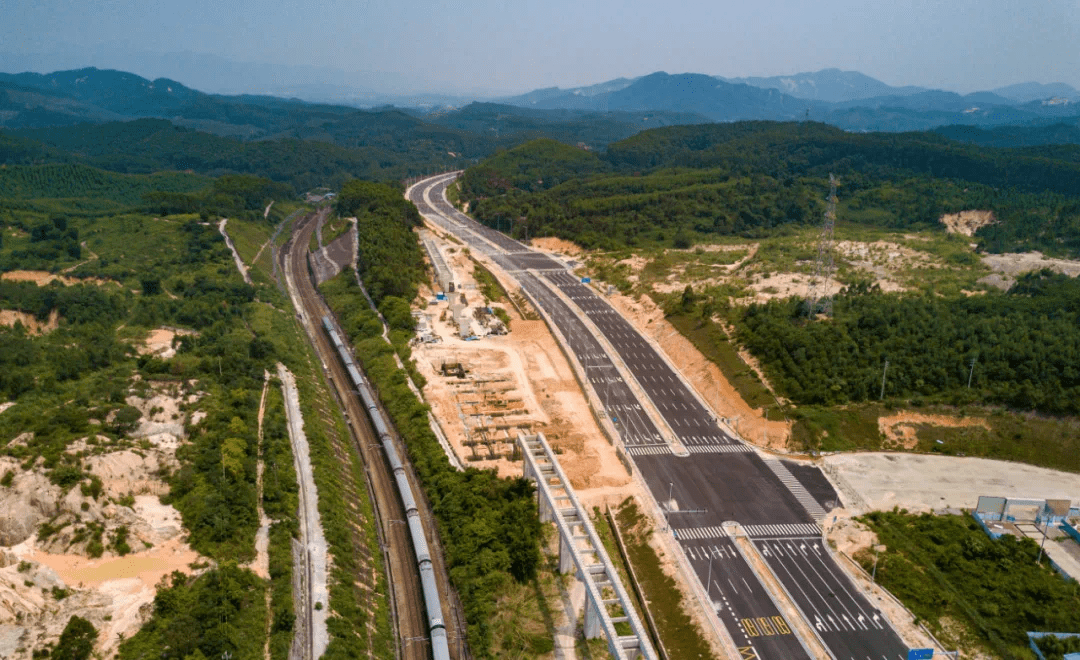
[279,208,439,660]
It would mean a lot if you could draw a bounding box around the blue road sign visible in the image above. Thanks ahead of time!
[581,277,591,283]
[907,649,934,660]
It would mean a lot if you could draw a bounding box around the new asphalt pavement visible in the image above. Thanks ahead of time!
[409,174,910,660]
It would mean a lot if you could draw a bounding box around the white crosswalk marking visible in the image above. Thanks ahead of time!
[684,444,754,454]
[625,445,673,456]
[762,459,828,521]
[742,523,821,537]
[673,526,729,540]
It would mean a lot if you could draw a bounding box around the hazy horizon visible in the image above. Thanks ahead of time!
[3,0,1079,97]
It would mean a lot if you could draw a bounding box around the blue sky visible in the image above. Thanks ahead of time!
[2,0,1078,94]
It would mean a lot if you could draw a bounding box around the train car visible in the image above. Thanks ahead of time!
[321,315,450,660]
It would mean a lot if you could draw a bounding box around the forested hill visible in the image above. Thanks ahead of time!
[4,118,471,190]
[459,122,1080,255]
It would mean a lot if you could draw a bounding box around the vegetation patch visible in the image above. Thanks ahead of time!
[612,498,714,659]
[858,510,1080,659]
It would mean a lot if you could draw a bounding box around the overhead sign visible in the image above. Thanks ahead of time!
[907,649,934,660]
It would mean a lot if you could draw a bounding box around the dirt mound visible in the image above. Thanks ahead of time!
[878,412,991,449]
[530,236,584,257]
[940,210,996,236]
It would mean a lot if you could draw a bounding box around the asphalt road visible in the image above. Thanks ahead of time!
[409,174,910,660]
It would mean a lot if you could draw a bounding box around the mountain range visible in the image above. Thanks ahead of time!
[496,70,1080,132]
[2,66,1079,142]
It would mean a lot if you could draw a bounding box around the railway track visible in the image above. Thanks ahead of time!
[279,208,455,659]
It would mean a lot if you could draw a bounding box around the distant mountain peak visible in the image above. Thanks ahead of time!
[719,69,926,103]
[992,81,1079,103]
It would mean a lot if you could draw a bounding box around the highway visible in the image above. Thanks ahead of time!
[279,207,465,659]
[409,173,910,660]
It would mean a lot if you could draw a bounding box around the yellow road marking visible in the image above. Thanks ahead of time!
[772,616,791,635]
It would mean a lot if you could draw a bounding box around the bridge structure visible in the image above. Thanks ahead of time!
[518,432,659,660]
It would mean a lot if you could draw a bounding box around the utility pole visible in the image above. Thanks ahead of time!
[707,556,713,597]
[1037,517,1048,565]
[968,356,977,389]
[872,544,885,583]
[879,359,889,400]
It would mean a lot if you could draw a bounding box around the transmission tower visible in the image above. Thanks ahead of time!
[806,174,838,317]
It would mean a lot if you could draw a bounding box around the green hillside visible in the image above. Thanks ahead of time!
[0,163,209,204]
[460,123,1080,255]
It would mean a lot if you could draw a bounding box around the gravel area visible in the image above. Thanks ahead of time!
[823,452,1080,514]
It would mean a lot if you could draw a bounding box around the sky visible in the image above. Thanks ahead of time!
[2,0,1079,96]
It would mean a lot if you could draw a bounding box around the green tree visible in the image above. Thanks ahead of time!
[52,616,97,660]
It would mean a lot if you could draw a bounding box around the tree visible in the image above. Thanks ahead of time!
[52,616,97,660]
[112,405,142,435]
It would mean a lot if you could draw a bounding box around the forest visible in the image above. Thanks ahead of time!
[734,270,1080,415]
[459,123,1080,256]
[323,181,544,656]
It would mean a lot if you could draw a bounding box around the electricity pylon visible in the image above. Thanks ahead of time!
[806,174,838,318]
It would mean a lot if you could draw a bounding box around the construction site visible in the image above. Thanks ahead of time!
[412,228,633,493]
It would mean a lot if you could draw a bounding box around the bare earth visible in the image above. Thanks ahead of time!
[0,270,115,288]
[0,381,206,659]
[940,210,996,236]
[979,251,1080,290]
[414,231,632,495]
[0,309,59,335]
[877,411,991,450]
[136,327,197,360]
[823,452,1080,515]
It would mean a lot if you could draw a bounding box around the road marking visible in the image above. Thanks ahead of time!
[684,444,754,454]
[743,523,821,537]
[625,445,672,456]
[762,459,827,520]
[674,526,729,540]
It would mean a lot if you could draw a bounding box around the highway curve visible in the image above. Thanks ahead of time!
[279,207,466,660]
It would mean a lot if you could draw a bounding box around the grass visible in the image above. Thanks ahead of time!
[487,534,562,658]
[321,214,352,245]
[472,257,508,302]
[663,310,779,414]
[592,507,662,649]
[788,404,887,452]
[858,510,1080,659]
[613,498,714,659]
[784,400,1080,473]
